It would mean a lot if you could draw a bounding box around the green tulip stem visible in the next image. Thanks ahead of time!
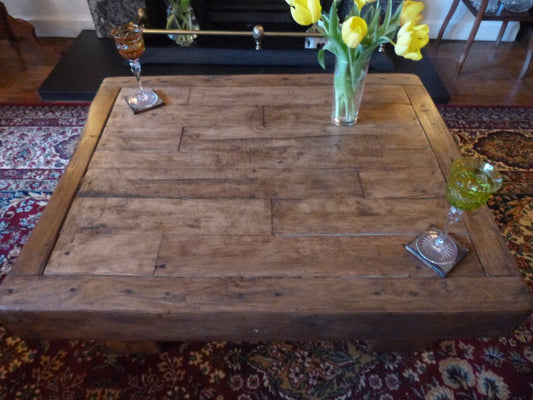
[332,57,369,125]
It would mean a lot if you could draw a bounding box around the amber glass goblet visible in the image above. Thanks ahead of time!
[111,22,158,110]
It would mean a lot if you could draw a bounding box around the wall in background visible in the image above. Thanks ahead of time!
[2,0,519,41]
[426,1,519,41]
[3,0,94,37]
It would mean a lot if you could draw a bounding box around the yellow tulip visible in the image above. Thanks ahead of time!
[394,20,429,61]
[400,0,425,26]
[285,0,322,25]
[354,0,377,11]
[342,16,368,48]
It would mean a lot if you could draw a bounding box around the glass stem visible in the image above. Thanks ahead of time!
[128,59,144,94]
[435,205,463,248]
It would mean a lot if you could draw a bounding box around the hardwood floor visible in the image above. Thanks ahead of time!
[0,37,74,104]
[0,36,532,105]
[425,40,533,106]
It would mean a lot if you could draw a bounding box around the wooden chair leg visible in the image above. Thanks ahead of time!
[0,1,16,43]
[436,0,461,47]
[455,0,490,77]
[102,340,164,354]
[495,21,508,47]
[0,1,41,46]
[519,32,533,79]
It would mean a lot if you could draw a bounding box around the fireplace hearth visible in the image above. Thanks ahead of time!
[39,1,448,102]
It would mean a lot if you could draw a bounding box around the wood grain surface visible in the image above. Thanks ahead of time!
[1,73,531,344]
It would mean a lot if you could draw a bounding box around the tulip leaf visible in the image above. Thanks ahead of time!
[318,48,326,69]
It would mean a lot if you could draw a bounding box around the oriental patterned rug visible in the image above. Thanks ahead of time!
[0,104,532,400]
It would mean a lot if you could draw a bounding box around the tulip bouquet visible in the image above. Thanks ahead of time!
[285,0,430,125]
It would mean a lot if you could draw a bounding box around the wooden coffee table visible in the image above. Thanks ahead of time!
[1,74,531,349]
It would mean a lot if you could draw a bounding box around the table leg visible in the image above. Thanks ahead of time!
[519,31,533,79]
[366,339,434,353]
[102,340,164,354]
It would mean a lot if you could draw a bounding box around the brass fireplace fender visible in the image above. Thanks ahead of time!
[143,25,322,50]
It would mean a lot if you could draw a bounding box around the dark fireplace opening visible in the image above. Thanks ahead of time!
[193,0,298,31]
[88,0,406,49]
[141,0,307,49]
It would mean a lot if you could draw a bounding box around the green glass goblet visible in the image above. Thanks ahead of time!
[416,157,503,266]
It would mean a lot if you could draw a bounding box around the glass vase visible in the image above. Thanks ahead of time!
[166,0,200,47]
[502,0,533,12]
[331,57,371,126]
[472,0,500,12]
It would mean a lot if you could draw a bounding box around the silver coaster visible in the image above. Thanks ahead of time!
[405,224,469,278]
[125,91,164,114]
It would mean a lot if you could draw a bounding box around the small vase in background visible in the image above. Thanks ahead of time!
[166,0,200,46]
[331,57,370,126]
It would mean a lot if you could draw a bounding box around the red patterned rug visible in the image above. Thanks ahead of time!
[0,104,532,400]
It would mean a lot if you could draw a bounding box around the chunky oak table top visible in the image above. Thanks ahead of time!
[1,74,531,346]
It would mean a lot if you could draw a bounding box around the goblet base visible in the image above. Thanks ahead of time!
[416,229,458,266]
[126,89,159,111]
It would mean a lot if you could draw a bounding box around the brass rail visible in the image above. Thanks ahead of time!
[143,25,323,50]
[143,29,321,37]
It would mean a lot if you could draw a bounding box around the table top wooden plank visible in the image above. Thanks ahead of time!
[179,132,383,157]
[0,274,530,341]
[272,198,468,235]
[58,197,272,235]
[44,233,484,278]
[264,103,417,126]
[105,73,424,89]
[80,160,445,201]
[93,123,430,157]
[80,167,365,200]
[97,126,182,152]
[46,231,161,276]
[87,148,443,171]
[189,84,410,107]
[108,102,264,129]
[1,73,531,343]
[153,235,484,279]
[180,123,430,149]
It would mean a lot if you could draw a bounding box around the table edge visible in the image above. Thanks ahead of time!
[10,85,119,276]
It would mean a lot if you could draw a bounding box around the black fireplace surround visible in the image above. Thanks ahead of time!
[38,0,449,102]
[142,0,404,48]
[140,0,321,63]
